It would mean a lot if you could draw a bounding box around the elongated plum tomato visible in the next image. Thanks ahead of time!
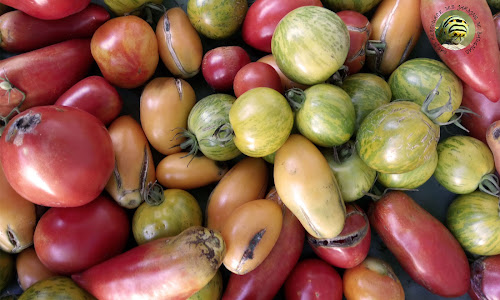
[91,15,159,89]
[0,105,115,208]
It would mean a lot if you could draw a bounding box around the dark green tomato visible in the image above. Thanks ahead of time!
[187,0,248,40]
[447,191,500,256]
[377,149,438,189]
[322,142,376,202]
[19,276,96,300]
[340,73,391,133]
[186,93,241,161]
[356,101,440,174]
[0,250,14,291]
[293,84,355,147]
[388,58,463,123]
[434,135,494,194]
[271,6,349,85]
[323,0,382,13]
[132,189,203,245]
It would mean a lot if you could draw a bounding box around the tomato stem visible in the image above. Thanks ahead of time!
[365,40,386,74]
[327,65,349,86]
[478,174,500,196]
[332,141,355,164]
[421,74,455,123]
[285,88,305,111]
[144,181,165,206]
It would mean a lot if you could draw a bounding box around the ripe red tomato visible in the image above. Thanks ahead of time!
[0,105,115,208]
[33,195,129,274]
[233,62,283,98]
[91,15,159,89]
[201,46,251,92]
[284,258,343,300]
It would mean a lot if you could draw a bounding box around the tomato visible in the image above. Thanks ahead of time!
[274,134,345,239]
[233,62,283,98]
[0,250,14,292]
[0,0,90,20]
[469,255,500,300]
[368,191,470,297]
[343,257,405,300]
[271,6,349,85]
[356,101,440,174]
[337,10,372,75]
[0,105,114,208]
[434,135,495,194]
[187,0,248,40]
[33,195,129,274]
[487,120,500,175]
[202,46,251,92]
[19,277,95,300]
[388,58,463,123]
[15,247,58,291]
[421,0,500,102]
[284,258,343,300]
[241,0,323,53]
[185,93,241,161]
[91,15,159,89]
[55,76,123,126]
[223,187,305,300]
[447,191,500,256]
[323,0,382,13]
[340,73,391,133]
[140,77,197,155]
[367,0,421,75]
[0,4,109,53]
[291,83,355,147]
[156,7,203,79]
[104,0,163,16]
[257,54,309,91]
[229,87,293,157]
[308,204,371,269]
[72,226,225,300]
[189,270,223,300]
[132,189,203,245]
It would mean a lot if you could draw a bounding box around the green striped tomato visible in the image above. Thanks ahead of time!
[294,84,355,147]
[340,73,391,133]
[356,101,440,174]
[186,94,241,161]
[229,87,294,157]
[434,135,495,194]
[321,142,376,202]
[447,191,500,256]
[377,149,438,189]
[322,0,382,13]
[187,0,248,40]
[388,58,463,123]
[271,6,349,85]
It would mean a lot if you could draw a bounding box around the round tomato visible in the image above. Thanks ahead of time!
[0,105,114,208]
[233,62,283,98]
[33,195,129,274]
[202,46,251,92]
[284,258,343,300]
[91,15,159,89]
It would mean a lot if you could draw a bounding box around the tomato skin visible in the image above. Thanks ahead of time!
[16,247,58,291]
[202,46,251,92]
[55,76,123,126]
[337,10,372,75]
[233,62,283,98]
[257,54,309,91]
[368,191,470,297]
[284,258,343,300]
[91,15,159,89]
[469,255,500,300]
[495,12,500,50]
[241,0,323,53]
[33,195,129,275]
[0,0,90,20]
[0,39,94,118]
[0,105,115,208]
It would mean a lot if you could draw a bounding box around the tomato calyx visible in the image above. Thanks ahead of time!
[365,40,386,74]
[478,174,500,196]
[124,2,166,25]
[4,111,41,145]
[285,88,305,111]
[143,180,165,206]
[0,75,27,134]
[331,141,356,164]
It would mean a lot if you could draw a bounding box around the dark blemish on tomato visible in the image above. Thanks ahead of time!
[494,127,500,140]
[6,226,18,250]
[189,228,223,269]
[236,228,266,272]
[175,78,183,100]
[5,111,41,146]
[470,258,486,299]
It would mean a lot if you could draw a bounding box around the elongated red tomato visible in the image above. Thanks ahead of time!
[0,0,90,20]
[0,105,115,208]
[368,191,470,297]
[0,39,94,120]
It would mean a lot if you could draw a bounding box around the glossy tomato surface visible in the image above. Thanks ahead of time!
[233,62,283,97]
[202,46,251,92]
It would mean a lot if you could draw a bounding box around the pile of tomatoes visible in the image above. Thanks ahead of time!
[1,0,500,299]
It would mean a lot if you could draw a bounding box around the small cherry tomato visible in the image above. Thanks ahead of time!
[233,62,283,98]
[202,46,251,92]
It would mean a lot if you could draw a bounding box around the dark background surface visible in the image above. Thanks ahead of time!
[1,0,499,299]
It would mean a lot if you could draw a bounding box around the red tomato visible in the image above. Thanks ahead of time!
[469,255,500,300]
[337,10,372,75]
[233,62,283,98]
[284,259,343,300]
[0,0,90,20]
[242,0,323,52]
[55,76,123,126]
[0,105,115,208]
[33,195,129,274]
[91,15,159,89]
[202,46,251,92]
